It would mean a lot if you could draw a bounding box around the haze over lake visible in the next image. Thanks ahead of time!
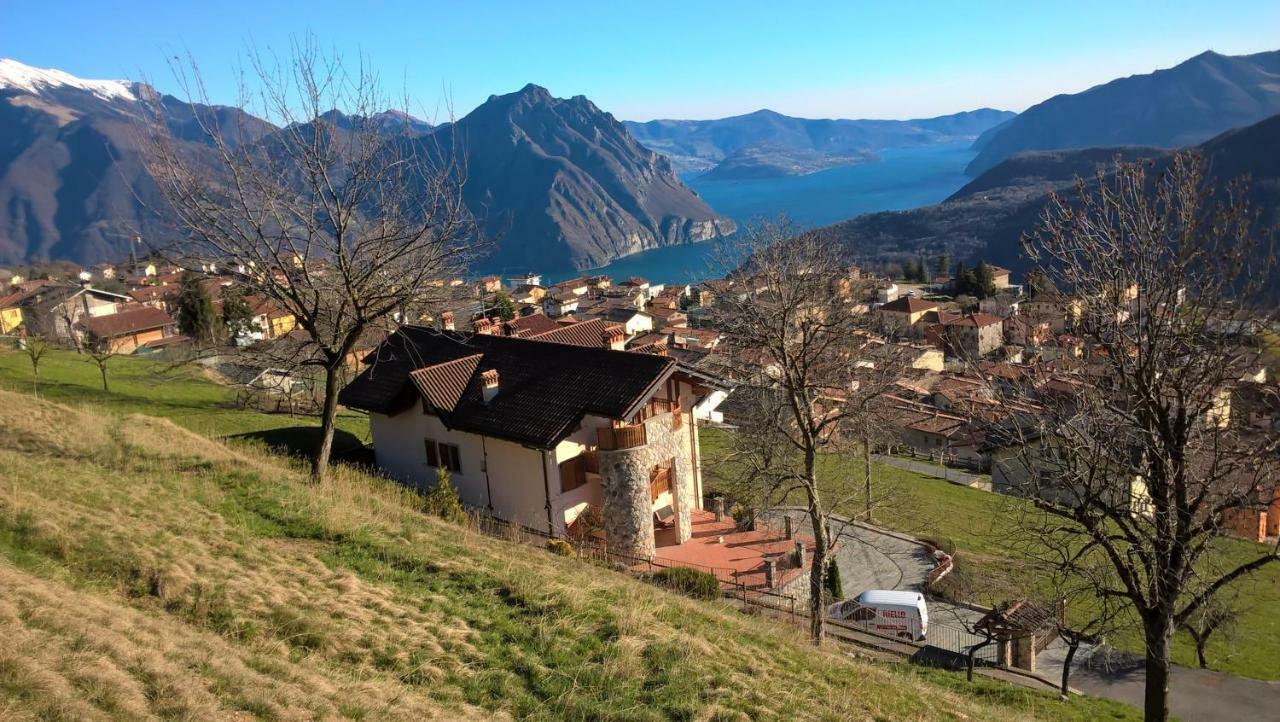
[545,142,975,286]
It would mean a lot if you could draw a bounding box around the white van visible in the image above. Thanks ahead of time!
[828,590,929,641]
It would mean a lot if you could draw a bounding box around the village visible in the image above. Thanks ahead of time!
[3,230,1280,719]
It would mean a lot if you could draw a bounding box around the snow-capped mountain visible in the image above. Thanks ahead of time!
[0,58,135,102]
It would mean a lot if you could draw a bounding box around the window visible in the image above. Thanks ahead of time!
[424,438,461,472]
[559,455,588,493]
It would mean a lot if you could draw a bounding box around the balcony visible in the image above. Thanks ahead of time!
[598,423,647,450]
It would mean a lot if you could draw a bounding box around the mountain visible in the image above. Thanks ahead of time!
[428,84,734,272]
[624,107,1015,177]
[967,50,1280,175]
[817,112,1280,295]
[0,59,276,266]
[0,61,731,273]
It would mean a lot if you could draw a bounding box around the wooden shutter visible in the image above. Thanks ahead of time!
[424,439,439,467]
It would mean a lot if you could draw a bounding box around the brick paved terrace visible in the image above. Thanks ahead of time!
[652,510,816,591]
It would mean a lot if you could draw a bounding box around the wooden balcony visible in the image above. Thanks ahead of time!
[598,423,647,450]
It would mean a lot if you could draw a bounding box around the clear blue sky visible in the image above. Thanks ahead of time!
[2,0,1276,121]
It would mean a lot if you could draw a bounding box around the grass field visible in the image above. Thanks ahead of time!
[0,348,369,455]
[0,388,1141,720]
[700,427,1280,681]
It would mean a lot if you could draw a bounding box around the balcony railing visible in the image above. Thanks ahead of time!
[598,423,647,450]
[650,465,672,501]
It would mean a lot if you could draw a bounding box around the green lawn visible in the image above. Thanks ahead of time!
[0,348,369,455]
[701,426,1280,681]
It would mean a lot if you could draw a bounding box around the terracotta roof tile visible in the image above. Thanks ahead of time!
[409,354,482,413]
[80,305,175,338]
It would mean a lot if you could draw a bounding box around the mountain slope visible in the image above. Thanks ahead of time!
[967,49,1280,175]
[0,59,275,266]
[430,84,733,272]
[819,113,1280,291]
[0,61,731,273]
[625,107,1015,175]
[0,380,1138,720]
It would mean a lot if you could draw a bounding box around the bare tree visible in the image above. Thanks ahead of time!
[1180,595,1240,670]
[710,221,911,642]
[139,39,475,480]
[88,346,117,392]
[1001,153,1279,720]
[22,336,49,396]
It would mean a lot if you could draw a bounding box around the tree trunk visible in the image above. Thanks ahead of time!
[863,435,873,522]
[1144,614,1174,722]
[311,363,341,481]
[1191,631,1209,669]
[805,451,828,644]
[1060,640,1079,699]
[99,363,109,392]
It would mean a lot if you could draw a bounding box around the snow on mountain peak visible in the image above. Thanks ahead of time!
[0,58,135,102]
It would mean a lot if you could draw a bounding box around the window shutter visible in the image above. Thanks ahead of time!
[447,444,462,472]
[424,439,439,467]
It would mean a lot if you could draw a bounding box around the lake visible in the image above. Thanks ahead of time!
[544,142,975,286]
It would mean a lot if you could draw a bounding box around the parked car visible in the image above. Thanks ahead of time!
[827,589,928,641]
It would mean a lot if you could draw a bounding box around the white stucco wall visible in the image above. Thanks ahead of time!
[370,408,553,531]
[368,376,714,537]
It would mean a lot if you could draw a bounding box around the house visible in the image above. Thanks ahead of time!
[649,307,688,328]
[876,296,938,333]
[876,283,900,304]
[986,426,1150,516]
[553,277,591,297]
[1003,316,1051,347]
[603,306,655,337]
[7,282,131,344]
[542,293,580,317]
[247,297,297,340]
[512,284,546,304]
[338,328,730,559]
[941,313,1004,359]
[79,304,179,353]
[988,266,1012,289]
[1022,291,1081,333]
[507,273,543,289]
[477,276,503,294]
[668,326,723,350]
[979,293,1021,318]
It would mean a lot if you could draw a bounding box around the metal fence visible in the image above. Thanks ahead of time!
[925,621,999,664]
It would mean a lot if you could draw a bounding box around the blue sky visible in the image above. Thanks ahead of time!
[2,1,1276,121]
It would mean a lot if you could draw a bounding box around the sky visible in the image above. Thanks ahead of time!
[1,0,1277,122]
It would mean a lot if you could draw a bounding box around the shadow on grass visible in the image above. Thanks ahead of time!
[230,426,366,461]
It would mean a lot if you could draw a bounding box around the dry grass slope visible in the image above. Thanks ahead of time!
[0,390,1136,721]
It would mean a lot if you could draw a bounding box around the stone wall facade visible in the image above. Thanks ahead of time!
[598,410,696,558]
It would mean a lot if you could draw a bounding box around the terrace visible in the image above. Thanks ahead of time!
[651,510,815,593]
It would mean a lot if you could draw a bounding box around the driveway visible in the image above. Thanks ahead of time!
[761,509,934,594]
[873,453,990,490]
[1052,647,1280,722]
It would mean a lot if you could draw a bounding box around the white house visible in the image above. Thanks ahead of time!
[339,328,730,560]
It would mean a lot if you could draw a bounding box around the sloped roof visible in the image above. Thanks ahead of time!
[339,327,678,448]
[501,312,560,337]
[528,318,614,348]
[80,305,175,338]
[409,354,482,413]
[879,296,938,314]
[946,312,1003,328]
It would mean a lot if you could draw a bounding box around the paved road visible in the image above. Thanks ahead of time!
[764,508,1280,720]
[873,453,990,490]
[1056,647,1280,722]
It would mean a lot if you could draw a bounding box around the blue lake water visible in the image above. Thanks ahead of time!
[544,142,975,286]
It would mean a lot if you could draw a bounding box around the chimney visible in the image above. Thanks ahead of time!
[441,311,455,331]
[603,324,626,351]
[481,369,500,403]
[473,317,493,335]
